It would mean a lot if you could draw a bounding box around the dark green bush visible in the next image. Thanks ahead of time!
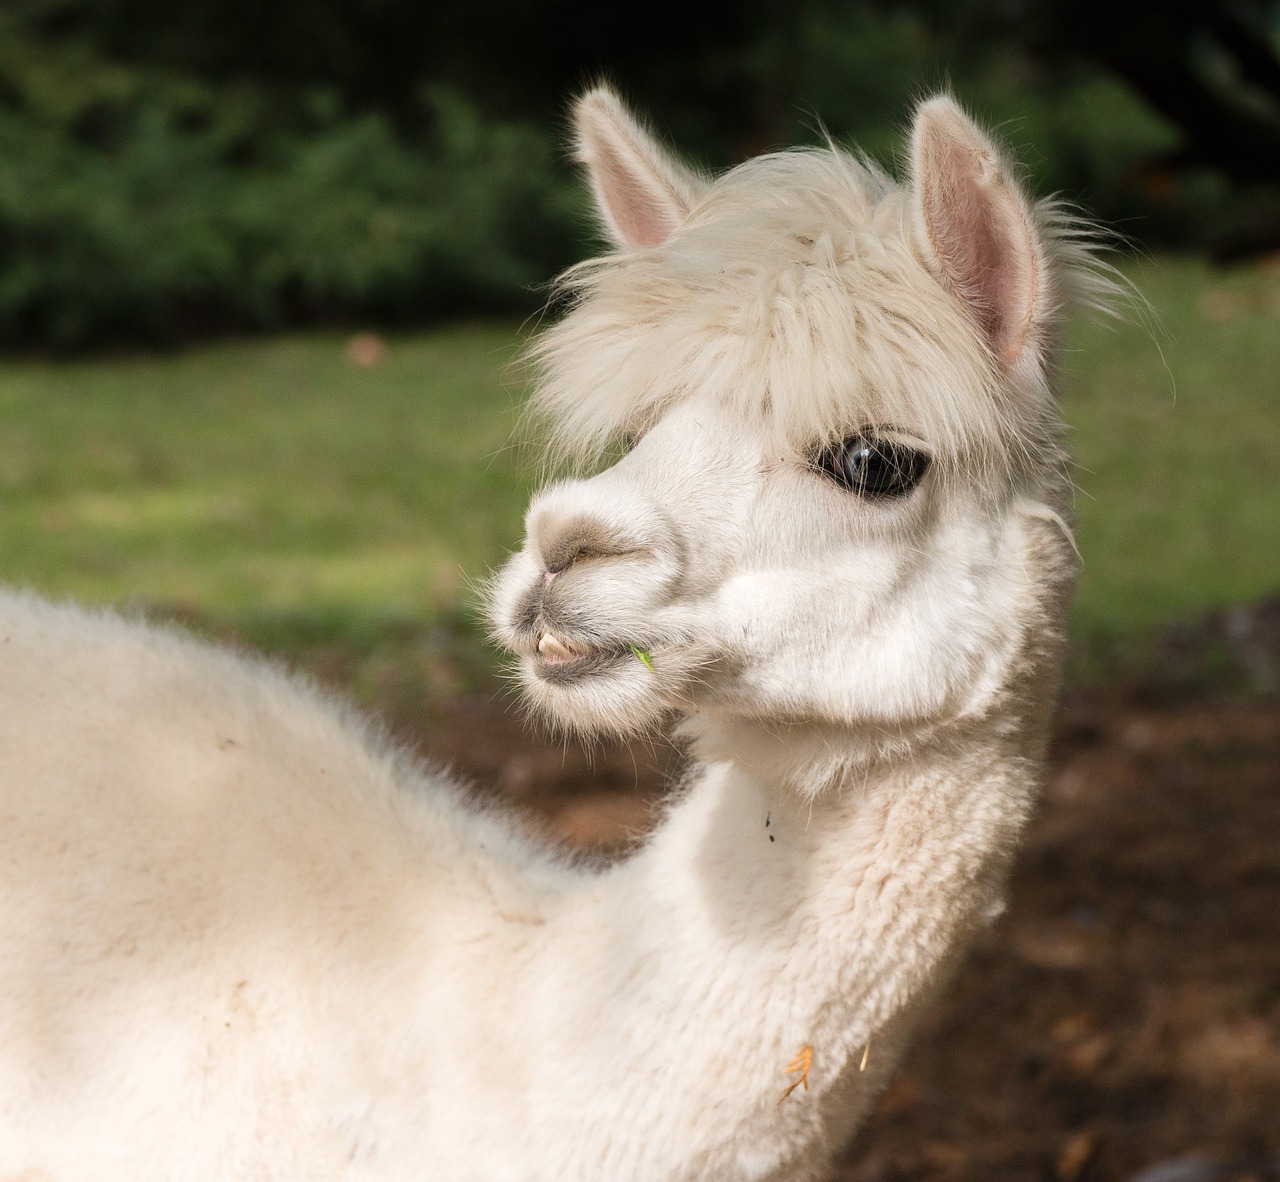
[0,0,1269,349]
[0,34,585,350]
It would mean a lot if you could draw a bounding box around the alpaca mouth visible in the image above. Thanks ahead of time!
[537,632,587,665]
[533,631,630,682]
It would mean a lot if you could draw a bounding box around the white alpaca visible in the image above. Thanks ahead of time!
[0,91,1104,1180]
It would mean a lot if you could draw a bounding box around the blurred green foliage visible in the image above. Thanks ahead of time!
[0,2,585,348]
[0,0,1275,349]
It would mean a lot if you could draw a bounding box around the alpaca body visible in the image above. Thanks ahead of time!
[0,90,1099,1178]
[0,563,1061,1180]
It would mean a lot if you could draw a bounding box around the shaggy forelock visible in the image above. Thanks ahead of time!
[529,145,1109,486]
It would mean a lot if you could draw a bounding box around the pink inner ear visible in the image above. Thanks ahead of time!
[574,89,700,250]
[592,137,683,248]
[919,132,1038,368]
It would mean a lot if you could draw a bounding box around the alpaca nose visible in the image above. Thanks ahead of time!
[527,480,670,578]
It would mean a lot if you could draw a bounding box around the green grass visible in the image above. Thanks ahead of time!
[1063,255,1280,660]
[0,255,1276,685]
[0,324,535,649]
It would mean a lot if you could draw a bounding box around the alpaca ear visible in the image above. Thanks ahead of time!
[573,87,706,249]
[910,97,1048,371]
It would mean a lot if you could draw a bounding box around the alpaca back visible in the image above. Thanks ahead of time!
[0,588,450,901]
[0,591,570,1177]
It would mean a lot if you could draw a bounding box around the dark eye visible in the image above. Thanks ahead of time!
[814,434,930,499]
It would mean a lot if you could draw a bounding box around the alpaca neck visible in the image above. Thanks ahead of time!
[655,708,1036,1021]
[547,706,1041,1171]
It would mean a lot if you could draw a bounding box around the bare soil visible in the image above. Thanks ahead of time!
[378,677,1280,1182]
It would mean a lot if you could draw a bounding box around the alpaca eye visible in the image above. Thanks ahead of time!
[814,435,930,499]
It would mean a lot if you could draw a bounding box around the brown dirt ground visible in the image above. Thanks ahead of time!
[380,680,1279,1182]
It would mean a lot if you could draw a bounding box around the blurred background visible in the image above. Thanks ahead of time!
[0,2,1276,1180]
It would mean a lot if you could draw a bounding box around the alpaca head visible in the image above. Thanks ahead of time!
[491,89,1095,769]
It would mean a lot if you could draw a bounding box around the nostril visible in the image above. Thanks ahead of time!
[544,549,579,576]
[542,520,633,574]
